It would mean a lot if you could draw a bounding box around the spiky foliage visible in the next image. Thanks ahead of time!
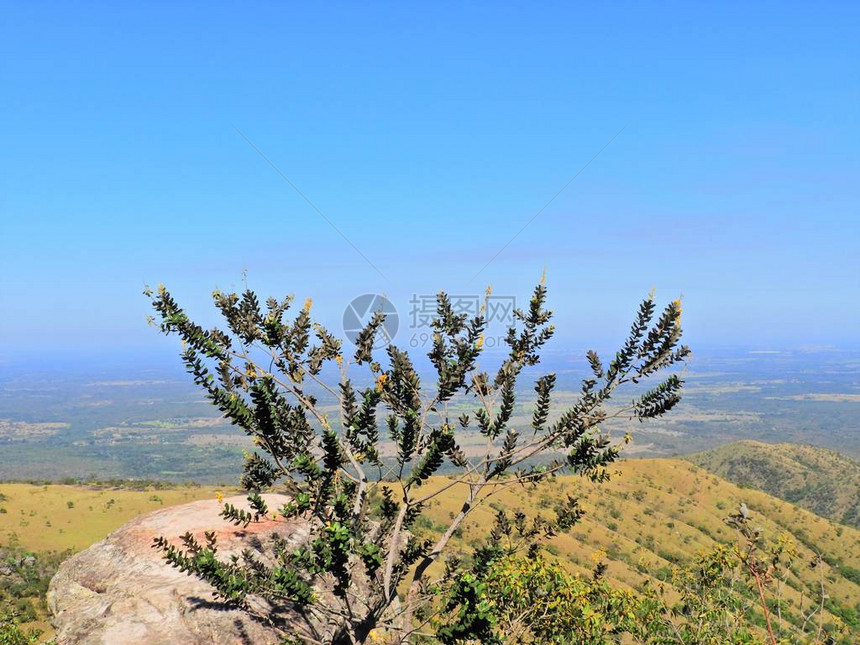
[145,282,690,644]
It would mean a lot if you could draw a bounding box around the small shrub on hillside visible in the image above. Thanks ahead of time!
[0,614,41,645]
[148,281,689,644]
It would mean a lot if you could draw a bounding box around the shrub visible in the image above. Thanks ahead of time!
[0,614,41,645]
[147,281,689,644]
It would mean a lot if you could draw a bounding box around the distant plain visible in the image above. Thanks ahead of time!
[1,347,857,484]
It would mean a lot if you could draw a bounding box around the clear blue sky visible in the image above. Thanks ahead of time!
[1,1,858,359]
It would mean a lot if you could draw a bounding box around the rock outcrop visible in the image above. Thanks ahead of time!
[48,494,307,645]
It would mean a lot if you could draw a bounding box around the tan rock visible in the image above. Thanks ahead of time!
[48,494,310,645]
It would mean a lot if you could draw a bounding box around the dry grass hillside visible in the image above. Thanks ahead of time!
[0,483,230,553]
[688,440,860,527]
[2,458,860,641]
[414,458,860,639]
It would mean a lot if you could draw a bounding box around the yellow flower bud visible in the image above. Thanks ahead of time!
[375,373,388,391]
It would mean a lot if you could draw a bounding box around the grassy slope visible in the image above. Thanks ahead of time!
[0,484,230,552]
[2,458,860,640]
[416,458,860,638]
[687,440,860,527]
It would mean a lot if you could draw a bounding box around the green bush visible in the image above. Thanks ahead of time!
[0,615,41,645]
[147,282,690,644]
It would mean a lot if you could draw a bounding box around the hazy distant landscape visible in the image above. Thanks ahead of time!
[1,346,857,484]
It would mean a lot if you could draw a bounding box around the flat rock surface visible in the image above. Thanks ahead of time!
[48,494,305,645]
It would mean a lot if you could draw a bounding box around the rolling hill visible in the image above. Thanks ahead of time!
[2,457,860,641]
[687,440,860,527]
[414,457,860,641]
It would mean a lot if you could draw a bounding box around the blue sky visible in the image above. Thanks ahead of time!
[1,1,858,359]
